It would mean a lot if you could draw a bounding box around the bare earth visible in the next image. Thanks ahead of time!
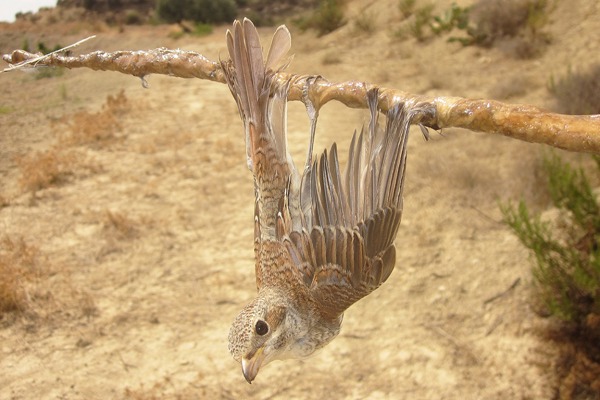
[1,0,599,398]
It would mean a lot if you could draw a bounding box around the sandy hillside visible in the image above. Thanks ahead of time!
[1,0,599,399]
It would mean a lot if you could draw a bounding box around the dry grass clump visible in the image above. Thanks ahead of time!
[58,90,129,147]
[489,74,533,100]
[353,10,376,35]
[16,91,130,194]
[103,210,141,240]
[0,237,42,316]
[16,147,82,193]
[549,65,600,115]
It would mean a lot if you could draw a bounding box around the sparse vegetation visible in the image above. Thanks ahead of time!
[430,3,470,36]
[469,0,550,46]
[501,153,600,399]
[407,3,434,41]
[295,0,346,37]
[34,67,65,80]
[398,0,417,19]
[0,105,13,114]
[0,237,42,316]
[37,41,64,55]
[549,65,600,115]
[124,9,143,25]
[394,0,550,57]
[156,0,237,24]
[103,210,140,240]
[193,22,213,36]
[353,10,376,34]
[322,51,342,65]
[489,75,532,100]
[16,92,129,194]
[459,0,551,57]
[58,90,129,146]
[16,148,82,193]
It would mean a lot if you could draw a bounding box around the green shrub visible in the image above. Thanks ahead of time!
[37,41,63,55]
[501,153,600,398]
[124,9,143,25]
[412,4,435,41]
[501,153,600,324]
[156,0,237,24]
[395,0,550,56]
[193,22,213,36]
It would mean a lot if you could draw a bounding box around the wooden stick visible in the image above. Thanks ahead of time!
[3,41,600,154]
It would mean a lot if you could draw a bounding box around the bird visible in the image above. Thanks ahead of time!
[220,18,429,383]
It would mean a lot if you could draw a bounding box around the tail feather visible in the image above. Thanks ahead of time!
[222,18,297,240]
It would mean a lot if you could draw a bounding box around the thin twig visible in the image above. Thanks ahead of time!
[426,323,482,364]
[483,277,521,305]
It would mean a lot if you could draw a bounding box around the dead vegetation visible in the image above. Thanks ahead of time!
[15,91,130,194]
[549,64,600,115]
[2,91,131,321]
[16,148,83,193]
[56,89,129,147]
[0,237,43,316]
[103,210,142,240]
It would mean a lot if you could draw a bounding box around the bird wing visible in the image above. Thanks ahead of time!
[222,19,299,289]
[281,90,427,319]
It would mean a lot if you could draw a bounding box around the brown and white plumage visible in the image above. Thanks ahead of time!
[221,18,429,383]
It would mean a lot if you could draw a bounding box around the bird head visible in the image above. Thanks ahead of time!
[228,290,305,383]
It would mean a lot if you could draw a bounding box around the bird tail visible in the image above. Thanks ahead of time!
[222,19,299,240]
[222,18,293,173]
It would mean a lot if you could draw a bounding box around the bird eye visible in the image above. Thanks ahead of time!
[255,320,269,336]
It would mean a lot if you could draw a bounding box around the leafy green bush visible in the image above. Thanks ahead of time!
[501,154,600,324]
[156,0,237,24]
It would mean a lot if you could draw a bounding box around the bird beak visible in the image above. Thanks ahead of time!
[241,346,266,384]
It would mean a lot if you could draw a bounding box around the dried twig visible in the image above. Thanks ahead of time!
[2,32,600,153]
[483,277,521,305]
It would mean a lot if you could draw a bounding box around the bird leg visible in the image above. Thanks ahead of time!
[302,75,322,172]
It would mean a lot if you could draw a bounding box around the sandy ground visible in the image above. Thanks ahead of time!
[1,0,599,398]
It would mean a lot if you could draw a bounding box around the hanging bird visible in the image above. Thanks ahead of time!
[221,18,428,383]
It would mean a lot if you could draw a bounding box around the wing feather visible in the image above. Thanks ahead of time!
[283,90,435,318]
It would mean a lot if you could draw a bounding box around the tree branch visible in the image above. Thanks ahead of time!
[3,42,599,154]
